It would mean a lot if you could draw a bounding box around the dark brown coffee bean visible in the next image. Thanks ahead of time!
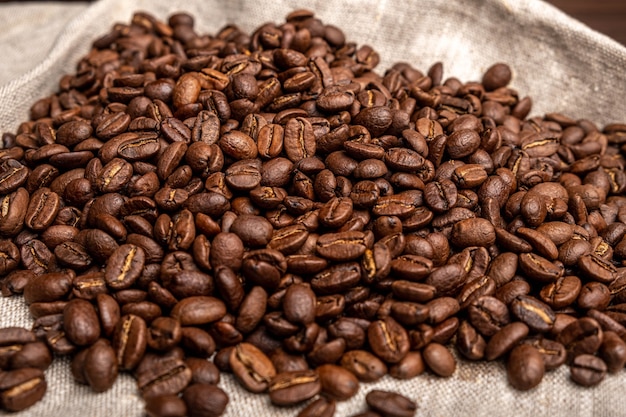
[182,383,228,417]
[539,275,582,310]
[0,367,47,411]
[24,188,59,232]
[104,244,146,290]
[316,231,367,261]
[145,394,188,417]
[450,218,496,248]
[171,296,226,326]
[112,314,147,371]
[367,317,410,364]
[268,370,321,406]
[455,320,486,361]
[557,317,604,359]
[0,188,29,237]
[485,322,530,361]
[388,351,425,380]
[521,337,567,371]
[230,342,276,393]
[63,298,100,347]
[83,339,118,392]
[424,263,466,297]
[422,343,456,377]
[137,354,192,399]
[507,344,544,391]
[570,354,607,387]
[366,389,417,417]
[297,397,336,417]
[510,295,555,333]
[340,350,387,382]
[235,286,267,334]
[317,363,359,400]
[599,331,626,373]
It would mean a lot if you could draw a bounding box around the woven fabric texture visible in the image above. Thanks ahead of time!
[0,0,625,416]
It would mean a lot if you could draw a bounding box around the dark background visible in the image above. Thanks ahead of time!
[547,0,626,46]
[0,1,624,46]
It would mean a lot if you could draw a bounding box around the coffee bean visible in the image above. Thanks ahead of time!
[268,370,321,406]
[0,367,47,411]
[340,350,387,382]
[365,389,417,417]
[83,339,118,392]
[230,342,276,393]
[507,344,544,391]
[422,343,456,377]
[297,397,336,417]
[112,314,147,370]
[182,383,229,417]
[570,354,607,387]
[145,395,188,417]
[63,298,101,346]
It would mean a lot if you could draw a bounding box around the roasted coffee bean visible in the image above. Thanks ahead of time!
[63,298,101,346]
[510,295,555,333]
[137,355,192,399]
[507,344,544,391]
[317,363,359,400]
[599,331,626,373]
[367,317,410,364]
[485,322,529,361]
[388,351,425,380]
[171,296,226,326]
[365,389,417,417]
[145,394,188,417]
[570,354,607,387]
[422,343,456,377]
[557,317,604,359]
[268,370,321,406]
[230,342,276,393]
[521,337,567,371]
[104,244,146,290]
[297,397,336,417]
[182,383,229,417]
[340,350,387,382]
[0,367,47,412]
[112,314,147,371]
[83,339,118,392]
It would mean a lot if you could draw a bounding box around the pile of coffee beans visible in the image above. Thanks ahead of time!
[1,8,626,416]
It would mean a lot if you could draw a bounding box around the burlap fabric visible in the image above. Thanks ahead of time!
[0,0,625,416]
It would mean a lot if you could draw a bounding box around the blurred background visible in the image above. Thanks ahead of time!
[0,1,624,45]
[547,0,626,45]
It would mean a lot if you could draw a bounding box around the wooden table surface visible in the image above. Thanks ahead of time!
[546,0,626,46]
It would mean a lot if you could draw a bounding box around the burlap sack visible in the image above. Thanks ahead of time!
[0,1,625,416]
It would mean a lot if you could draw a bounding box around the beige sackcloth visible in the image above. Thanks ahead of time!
[0,0,625,416]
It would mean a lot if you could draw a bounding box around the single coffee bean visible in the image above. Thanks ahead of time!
[570,354,607,387]
[182,383,229,417]
[268,370,321,406]
[0,367,47,411]
[145,394,188,417]
[63,298,101,346]
[365,389,417,417]
[229,342,276,393]
[83,339,118,392]
[317,363,359,400]
[297,397,336,417]
[340,350,387,382]
[507,344,544,391]
[422,343,455,377]
[112,314,147,370]
[137,355,192,399]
